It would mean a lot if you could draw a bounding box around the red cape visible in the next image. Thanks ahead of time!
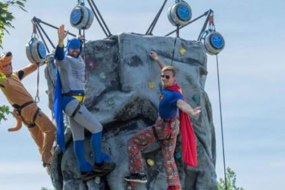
[166,83,198,167]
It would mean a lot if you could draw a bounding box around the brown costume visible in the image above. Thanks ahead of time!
[0,52,55,166]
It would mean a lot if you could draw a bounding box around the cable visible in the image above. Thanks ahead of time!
[36,25,50,53]
[145,0,169,35]
[32,17,76,37]
[215,54,227,190]
[165,10,210,37]
[34,65,40,103]
[87,0,112,37]
[197,10,213,41]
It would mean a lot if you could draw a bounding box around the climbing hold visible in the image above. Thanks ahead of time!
[26,37,47,64]
[175,151,182,159]
[99,72,106,79]
[147,158,155,167]
[70,4,94,30]
[179,47,186,55]
[148,80,155,89]
[168,1,192,26]
[94,177,100,184]
[192,95,200,104]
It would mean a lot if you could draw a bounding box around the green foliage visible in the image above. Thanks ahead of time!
[41,187,55,190]
[0,105,10,122]
[218,167,245,190]
[0,1,26,120]
[0,0,27,48]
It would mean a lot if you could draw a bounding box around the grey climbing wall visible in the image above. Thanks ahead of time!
[45,33,217,190]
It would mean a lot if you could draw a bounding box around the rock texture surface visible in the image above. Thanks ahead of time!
[45,33,217,190]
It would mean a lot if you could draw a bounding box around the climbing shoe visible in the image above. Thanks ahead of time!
[93,161,116,176]
[167,185,182,190]
[124,173,147,183]
[81,171,97,181]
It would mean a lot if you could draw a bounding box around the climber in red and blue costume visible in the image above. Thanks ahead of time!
[125,51,200,190]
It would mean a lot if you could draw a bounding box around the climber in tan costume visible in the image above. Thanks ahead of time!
[0,52,55,169]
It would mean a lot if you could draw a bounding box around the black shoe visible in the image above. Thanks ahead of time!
[124,173,147,183]
[81,171,97,181]
[93,162,116,176]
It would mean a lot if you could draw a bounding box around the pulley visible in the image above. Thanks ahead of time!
[203,30,225,55]
[26,36,47,64]
[167,1,192,26]
[70,4,94,30]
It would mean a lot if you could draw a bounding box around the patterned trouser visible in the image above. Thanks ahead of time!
[127,117,181,187]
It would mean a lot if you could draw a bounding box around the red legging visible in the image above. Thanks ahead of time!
[127,117,181,187]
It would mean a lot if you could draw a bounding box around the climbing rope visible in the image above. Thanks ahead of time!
[31,22,41,103]
[215,54,227,190]
[170,26,180,66]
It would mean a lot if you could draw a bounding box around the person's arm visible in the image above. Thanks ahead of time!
[177,99,201,116]
[16,63,38,80]
[54,24,67,62]
[149,51,166,70]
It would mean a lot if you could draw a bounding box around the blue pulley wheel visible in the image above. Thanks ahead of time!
[70,5,94,30]
[70,8,82,26]
[204,31,225,55]
[176,3,191,21]
[26,37,47,64]
[168,1,192,26]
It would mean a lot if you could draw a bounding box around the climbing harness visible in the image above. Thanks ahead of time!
[70,1,94,30]
[12,101,40,128]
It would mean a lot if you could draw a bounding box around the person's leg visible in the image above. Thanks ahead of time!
[29,108,55,165]
[65,100,115,175]
[160,121,181,189]
[124,125,158,183]
[27,126,43,156]
[69,117,93,173]
[21,103,55,165]
[72,105,111,164]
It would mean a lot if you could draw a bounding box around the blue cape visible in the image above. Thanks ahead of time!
[53,70,65,152]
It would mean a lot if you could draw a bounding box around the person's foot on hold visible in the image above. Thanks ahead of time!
[124,173,147,183]
[93,161,116,176]
[167,185,182,190]
[81,171,97,181]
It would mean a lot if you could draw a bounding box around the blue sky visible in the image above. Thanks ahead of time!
[0,0,284,189]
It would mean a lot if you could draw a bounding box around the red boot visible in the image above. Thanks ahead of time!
[167,185,182,190]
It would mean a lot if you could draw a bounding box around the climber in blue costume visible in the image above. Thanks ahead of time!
[53,24,115,181]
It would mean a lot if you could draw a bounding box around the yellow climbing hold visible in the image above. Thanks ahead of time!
[148,80,155,89]
[179,48,187,55]
[147,158,155,166]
